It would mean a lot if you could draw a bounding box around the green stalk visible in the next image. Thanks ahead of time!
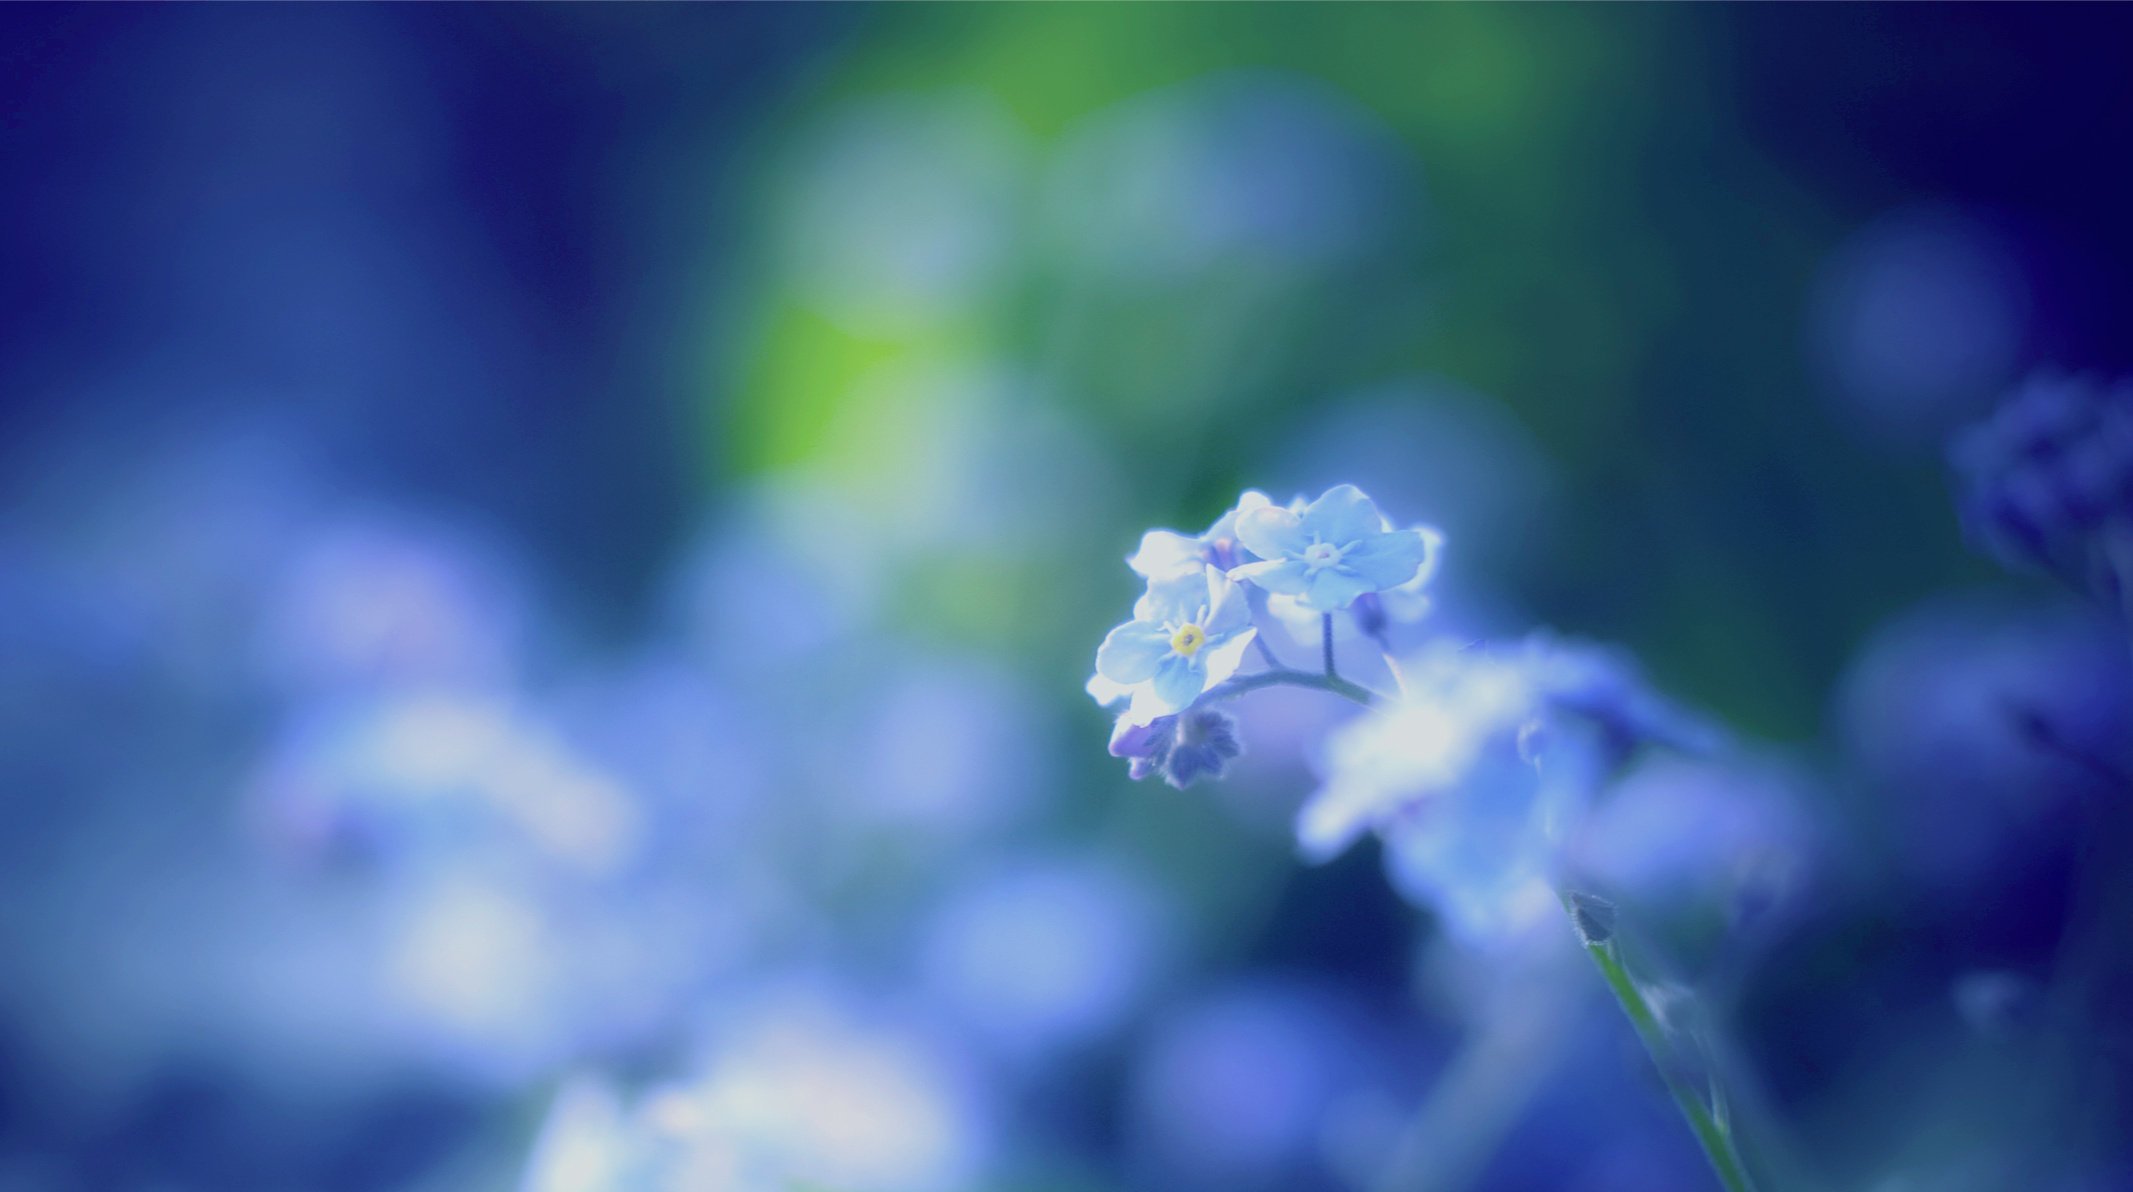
[1566,895,1757,1192]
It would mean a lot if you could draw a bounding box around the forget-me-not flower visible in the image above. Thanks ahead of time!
[1231,485,1434,613]
[1095,566,1258,719]
[1127,491,1274,580]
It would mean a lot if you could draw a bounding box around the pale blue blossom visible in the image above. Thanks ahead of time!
[1231,484,1434,612]
[1127,490,1274,580]
[1094,566,1258,720]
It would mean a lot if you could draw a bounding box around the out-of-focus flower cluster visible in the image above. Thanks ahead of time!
[1952,371,2133,615]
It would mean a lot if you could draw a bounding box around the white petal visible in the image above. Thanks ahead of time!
[1127,530,1202,579]
[1199,626,1257,690]
[1229,558,1310,595]
[1096,621,1171,684]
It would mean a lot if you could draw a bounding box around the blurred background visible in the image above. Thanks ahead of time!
[4,6,2133,1191]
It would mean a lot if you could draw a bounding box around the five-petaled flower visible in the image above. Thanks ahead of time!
[1094,566,1258,719]
[1231,485,1435,613]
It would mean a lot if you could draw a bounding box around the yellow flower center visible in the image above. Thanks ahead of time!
[1170,623,1207,657]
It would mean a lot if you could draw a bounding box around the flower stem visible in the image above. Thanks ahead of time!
[1565,894,1757,1192]
[1206,668,1376,707]
[1322,613,1337,678]
[1253,633,1287,672]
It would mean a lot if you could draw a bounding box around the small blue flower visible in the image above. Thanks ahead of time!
[1229,485,1433,613]
[1094,566,1258,718]
[1109,707,1244,788]
[1127,491,1274,580]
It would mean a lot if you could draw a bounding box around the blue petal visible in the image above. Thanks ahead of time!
[1302,484,1385,547]
[1127,530,1203,579]
[1342,529,1428,589]
[1301,566,1374,612]
[1229,558,1311,595]
[1235,503,1309,562]
[1097,621,1172,683]
[1152,653,1205,710]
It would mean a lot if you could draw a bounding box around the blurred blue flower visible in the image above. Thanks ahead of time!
[1839,593,2132,890]
[1128,490,1274,579]
[250,689,641,877]
[1298,643,1581,944]
[853,656,1053,839]
[1109,706,1244,789]
[1810,207,2029,444]
[1232,484,1432,613]
[918,854,1173,1063]
[1572,750,1819,932]
[1095,566,1258,718]
[255,512,532,695]
[1300,636,1709,945]
[1514,634,1725,763]
[1126,978,1396,1191]
[520,980,991,1192]
[1951,370,2133,612]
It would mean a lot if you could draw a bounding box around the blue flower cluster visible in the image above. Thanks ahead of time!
[1090,486,1714,945]
[1089,486,1441,786]
[1952,371,2133,614]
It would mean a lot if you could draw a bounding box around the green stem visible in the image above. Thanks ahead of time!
[1569,899,1757,1192]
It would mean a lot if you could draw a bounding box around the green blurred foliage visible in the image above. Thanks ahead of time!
[707,4,2003,746]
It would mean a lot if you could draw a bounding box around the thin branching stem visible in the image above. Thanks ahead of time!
[1204,667,1377,708]
[1253,633,1287,672]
